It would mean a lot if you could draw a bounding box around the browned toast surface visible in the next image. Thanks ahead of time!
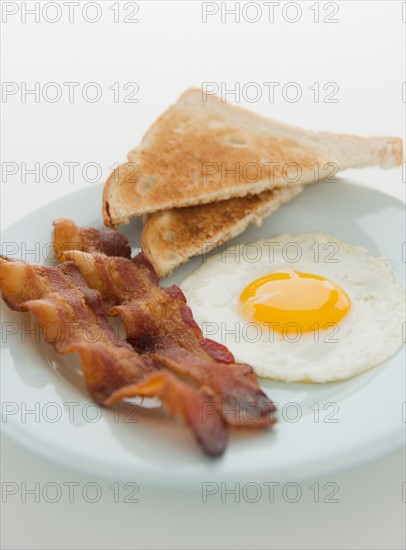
[103,89,402,227]
[141,185,304,278]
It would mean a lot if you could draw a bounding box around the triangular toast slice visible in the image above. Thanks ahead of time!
[141,185,303,278]
[103,88,402,227]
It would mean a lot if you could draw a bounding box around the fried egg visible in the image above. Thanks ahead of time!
[180,233,405,383]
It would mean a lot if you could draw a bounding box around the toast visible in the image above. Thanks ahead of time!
[141,185,304,278]
[103,88,403,227]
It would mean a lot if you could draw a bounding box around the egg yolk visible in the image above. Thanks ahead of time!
[239,270,351,333]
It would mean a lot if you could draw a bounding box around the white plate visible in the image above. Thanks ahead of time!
[1,180,405,487]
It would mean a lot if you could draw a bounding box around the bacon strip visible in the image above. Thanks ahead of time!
[60,248,276,428]
[53,218,131,258]
[0,257,227,456]
[105,372,227,456]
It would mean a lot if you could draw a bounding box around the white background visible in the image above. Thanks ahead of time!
[1,1,405,549]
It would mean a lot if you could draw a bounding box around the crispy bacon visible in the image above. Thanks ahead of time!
[105,371,227,456]
[0,257,227,456]
[60,248,276,428]
[53,218,131,258]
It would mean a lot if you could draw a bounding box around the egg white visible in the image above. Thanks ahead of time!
[180,233,405,383]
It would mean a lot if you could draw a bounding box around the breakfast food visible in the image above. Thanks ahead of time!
[0,218,277,456]
[0,256,228,455]
[54,220,275,426]
[102,88,402,278]
[180,233,405,383]
[142,185,304,278]
[53,217,131,257]
[103,89,402,225]
[1,90,404,459]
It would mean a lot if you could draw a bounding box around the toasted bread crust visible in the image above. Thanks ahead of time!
[141,185,304,278]
[103,88,403,227]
